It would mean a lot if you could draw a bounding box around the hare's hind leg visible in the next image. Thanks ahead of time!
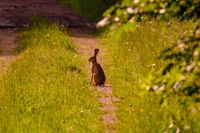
[90,73,94,85]
[91,73,97,86]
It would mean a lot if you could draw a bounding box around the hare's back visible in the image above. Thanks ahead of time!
[96,63,106,83]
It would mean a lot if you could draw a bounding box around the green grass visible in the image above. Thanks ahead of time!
[0,20,101,132]
[101,20,200,132]
[59,0,117,20]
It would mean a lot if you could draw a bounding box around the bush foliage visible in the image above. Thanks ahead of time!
[97,0,200,27]
[144,25,200,103]
[140,25,200,131]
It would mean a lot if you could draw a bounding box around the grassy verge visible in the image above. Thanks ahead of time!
[0,20,101,132]
[101,20,200,132]
[59,0,117,21]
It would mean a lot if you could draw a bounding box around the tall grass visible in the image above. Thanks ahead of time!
[59,0,117,20]
[102,20,200,132]
[0,20,101,132]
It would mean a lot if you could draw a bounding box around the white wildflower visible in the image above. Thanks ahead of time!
[176,128,180,133]
[158,85,165,91]
[114,17,120,22]
[159,9,166,14]
[127,7,135,14]
[133,0,139,4]
[146,86,150,90]
[139,9,143,13]
[194,50,199,56]
[184,125,190,130]
[96,16,110,28]
[168,123,173,128]
[181,75,186,81]
[125,42,129,44]
[196,29,200,34]
[164,2,168,7]
[191,107,197,114]
[140,2,146,7]
[150,0,154,3]
[178,43,185,48]
[129,17,135,23]
[178,43,185,51]
[186,63,195,71]
[173,82,181,90]
[148,64,156,67]
[153,85,159,91]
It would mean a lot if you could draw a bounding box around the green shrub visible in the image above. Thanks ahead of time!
[144,25,200,99]
[142,24,200,132]
[98,0,200,27]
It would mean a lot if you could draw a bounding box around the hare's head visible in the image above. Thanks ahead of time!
[88,56,96,63]
[88,49,99,63]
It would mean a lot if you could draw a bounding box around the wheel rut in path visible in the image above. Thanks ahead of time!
[68,27,119,133]
[0,28,20,72]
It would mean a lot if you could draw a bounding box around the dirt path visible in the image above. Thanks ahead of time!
[0,0,91,27]
[69,27,119,133]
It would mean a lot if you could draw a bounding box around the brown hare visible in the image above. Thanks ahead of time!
[88,49,106,86]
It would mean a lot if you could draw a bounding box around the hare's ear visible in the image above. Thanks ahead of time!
[94,49,99,56]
